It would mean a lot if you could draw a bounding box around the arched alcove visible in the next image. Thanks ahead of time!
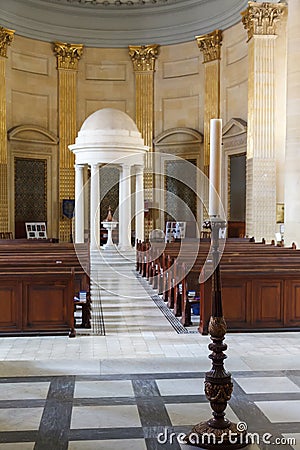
[7,124,59,239]
[153,127,203,235]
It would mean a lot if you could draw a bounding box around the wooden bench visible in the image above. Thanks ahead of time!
[0,267,76,337]
[138,239,300,334]
[0,242,91,336]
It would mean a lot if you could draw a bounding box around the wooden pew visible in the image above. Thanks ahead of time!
[0,267,76,337]
[138,238,300,334]
[0,242,91,336]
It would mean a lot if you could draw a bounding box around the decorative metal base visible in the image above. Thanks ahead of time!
[185,421,247,449]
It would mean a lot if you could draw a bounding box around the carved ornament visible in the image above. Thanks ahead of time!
[196,29,223,63]
[242,2,286,41]
[53,42,84,70]
[205,381,233,402]
[129,44,160,72]
[208,316,227,338]
[0,27,15,58]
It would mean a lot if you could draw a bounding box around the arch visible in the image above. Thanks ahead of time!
[154,127,203,148]
[222,118,247,147]
[153,127,203,234]
[8,125,59,145]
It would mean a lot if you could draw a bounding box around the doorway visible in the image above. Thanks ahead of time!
[14,157,47,238]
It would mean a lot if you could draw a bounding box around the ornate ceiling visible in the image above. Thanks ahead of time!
[0,0,249,47]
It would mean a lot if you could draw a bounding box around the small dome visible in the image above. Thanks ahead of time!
[81,108,139,133]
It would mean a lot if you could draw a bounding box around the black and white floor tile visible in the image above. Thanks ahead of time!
[0,370,299,450]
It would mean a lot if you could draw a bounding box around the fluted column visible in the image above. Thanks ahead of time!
[284,0,300,246]
[196,30,222,218]
[74,164,85,243]
[0,27,14,233]
[119,164,132,250]
[90,163,100,250]
[242,2,286,241]
[129,44,159,240]
[53,41,84,242]
[135,164,144,243]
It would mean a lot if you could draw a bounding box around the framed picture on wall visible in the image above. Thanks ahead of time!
[25,222,47,239]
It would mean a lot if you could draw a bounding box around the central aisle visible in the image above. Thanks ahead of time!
[90,248,177,336]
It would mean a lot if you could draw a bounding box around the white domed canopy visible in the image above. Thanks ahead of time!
[81,108,139,134]
[70,107,147,248]
[69,108,148,166]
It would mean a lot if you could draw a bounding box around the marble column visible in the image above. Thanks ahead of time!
[74,164,85,243]
[53,41,84,242]
[196,30,222,218]
[135,165,144,243]
[0,27,14,233]
[129,44,159,239]
[242,2,286,242]
[90,163,100,249]
[119,164,132,250]
[284,0,300,246]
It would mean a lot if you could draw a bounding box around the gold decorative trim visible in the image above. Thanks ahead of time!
[196,29,223,63]
[241,2,286,41]
[53,42,84,70]
[0,27,15,58]
[128,44,160,72]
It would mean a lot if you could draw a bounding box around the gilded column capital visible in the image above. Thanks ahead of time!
[241,2,286,41]
[53,41,84,70]
[0,27,15,58]
[128,44,160,72]
[196,29,223,63]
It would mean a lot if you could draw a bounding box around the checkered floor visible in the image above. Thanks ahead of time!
[0,370,299,450]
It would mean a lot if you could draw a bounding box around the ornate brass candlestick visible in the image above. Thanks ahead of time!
[185,217,247,449]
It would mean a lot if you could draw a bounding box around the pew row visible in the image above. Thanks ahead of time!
[0,242,91,337]
[136,239,300,335]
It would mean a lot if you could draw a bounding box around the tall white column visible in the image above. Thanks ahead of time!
[119,164,132,250]
[74,164,85,243]
[135,165,144,243]
[118,166,123,247]
[285,0,300,246]
[90,163,100,249]
[242,2,286,242]
[209,119,222,217]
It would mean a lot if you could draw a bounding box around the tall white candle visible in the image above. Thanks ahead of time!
[209,118,222,217]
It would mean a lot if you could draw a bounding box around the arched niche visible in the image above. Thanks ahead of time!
[153,127,203,235]
[7,125,59,239]
[222,118,247,238]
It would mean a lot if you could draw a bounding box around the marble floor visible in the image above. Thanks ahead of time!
[0,250,299,449]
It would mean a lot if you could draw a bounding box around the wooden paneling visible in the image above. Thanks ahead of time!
[0,273,74,335]
[222,280,248,327]
[23,278,72,331]
[284,280,300,327]
[0,280,22,331]
[252,280,283,326]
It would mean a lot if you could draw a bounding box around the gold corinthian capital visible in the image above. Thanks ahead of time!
[241,2,286,41]
[128,44,160,72]
[196,29,223,63]
[0,27,15,58]
[53,41,84,70]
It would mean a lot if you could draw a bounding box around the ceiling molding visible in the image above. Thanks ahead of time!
[0,0,248,47]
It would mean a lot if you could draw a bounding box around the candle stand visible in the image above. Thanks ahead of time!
[185,217,247,449]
